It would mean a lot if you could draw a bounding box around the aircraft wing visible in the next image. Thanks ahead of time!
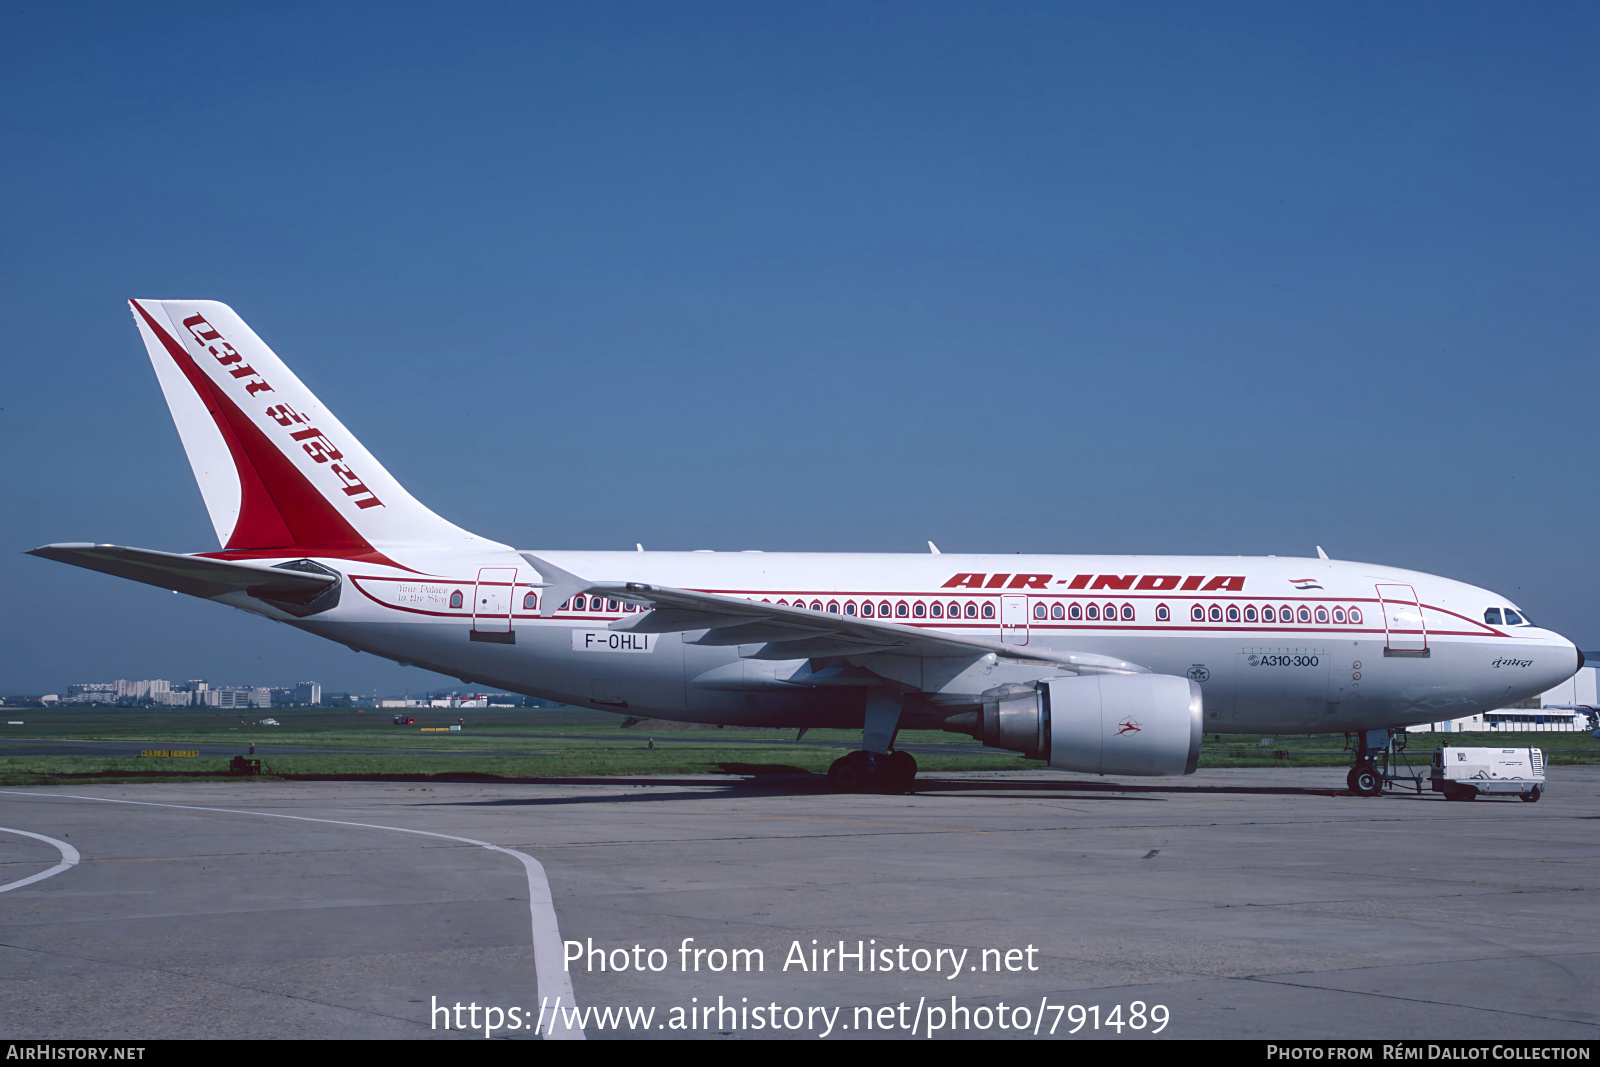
[519,552,1146,673]
[29,543,338,601]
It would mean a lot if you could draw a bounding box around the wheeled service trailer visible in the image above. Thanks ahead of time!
[1430,746,1545,802]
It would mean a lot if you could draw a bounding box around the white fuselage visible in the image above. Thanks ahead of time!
[225,547,1578,736]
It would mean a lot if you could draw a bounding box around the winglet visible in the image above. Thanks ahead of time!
[928,541,941,555]
[517,552,592,617]
[1316,546,1330,560]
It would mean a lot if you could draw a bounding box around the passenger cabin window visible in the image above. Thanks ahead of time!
[1155,604,1170,622]
[1102,602,1115,620]
[1244,606,1258,622]
[1121,604,1134,621]
[860,602,873,617]
[450,590,464,609]
[1226,605,1240,623]
[1051,603,1064,620]
[1280,604,1293,621]
[982,602,995,619]
[1262,606,1274,622]
[930,602,943,618]
[1191,605,1204,622]
[1484,608,1503,625]
[828,601,840,613]
[1332,607,1345,623]
[523,592,537,610]
[1208,605,1222,622]
[1070,603,1083,620]
[1034,603,1048,620]
[965,603,978,619]
[896,602,908,618]
[1314,607,1328,624]
[1087,604,1100,621]
[913,602,926,618]
[1297,606,1311,623]
[608,599,620,612]
[811,601,823,612]
[1349,607,1362,624]
[881,601,893,617]
[846,602,858,616]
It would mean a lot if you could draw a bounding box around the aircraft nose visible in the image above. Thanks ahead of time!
[1551,634,1585,687]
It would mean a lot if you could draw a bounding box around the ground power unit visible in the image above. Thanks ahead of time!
[1430,746,1545,802]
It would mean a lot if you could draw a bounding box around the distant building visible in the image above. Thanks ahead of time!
[214,687,271,709]
[67,683,117,705]
[115,679,170,704]
[291,682,322,705]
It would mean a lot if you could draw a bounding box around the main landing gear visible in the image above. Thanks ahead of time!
[827,692,919,794]
[828,749,918,794]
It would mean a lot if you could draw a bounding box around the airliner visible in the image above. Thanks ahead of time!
[29,300,1583,796]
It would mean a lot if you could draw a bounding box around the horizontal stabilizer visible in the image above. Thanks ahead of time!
[29,543,338,601]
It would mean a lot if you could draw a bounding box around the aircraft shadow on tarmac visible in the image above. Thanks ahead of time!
[435,774,1347,807]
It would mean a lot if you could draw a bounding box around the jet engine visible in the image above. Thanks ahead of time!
[976,674,1202,776]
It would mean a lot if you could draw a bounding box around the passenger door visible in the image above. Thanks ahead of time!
[471,567,517,643]
[1376,583,1428,654]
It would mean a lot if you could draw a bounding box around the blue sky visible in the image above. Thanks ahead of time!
[2,2,1596,693]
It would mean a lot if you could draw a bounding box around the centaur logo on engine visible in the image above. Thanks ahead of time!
[940,573,1245,591]
[181,314,384,511]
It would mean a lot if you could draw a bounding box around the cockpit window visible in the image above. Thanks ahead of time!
[1503,609,1524,625]
[1484,608,1503,626]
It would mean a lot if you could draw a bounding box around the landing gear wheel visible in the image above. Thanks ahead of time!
[880,751,918,794]
[1520,786,1541,803]
[827,751,873,793]
[1348,763,1382,797]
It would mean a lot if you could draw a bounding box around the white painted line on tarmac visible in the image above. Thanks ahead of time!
[0,791,584,1040]
[0,825,80,894]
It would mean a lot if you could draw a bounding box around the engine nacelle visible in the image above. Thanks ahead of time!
[979,674,1202,776]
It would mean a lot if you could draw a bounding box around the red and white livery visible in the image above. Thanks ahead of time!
[30,300,1583,795]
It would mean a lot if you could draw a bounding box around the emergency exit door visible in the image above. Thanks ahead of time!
[1000,595,1029,645]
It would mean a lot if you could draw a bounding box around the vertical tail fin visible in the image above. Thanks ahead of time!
[130,299,496,562]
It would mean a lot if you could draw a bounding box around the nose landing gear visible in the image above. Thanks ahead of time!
[1345,728,1424,797]
[1347,762,1383,797]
